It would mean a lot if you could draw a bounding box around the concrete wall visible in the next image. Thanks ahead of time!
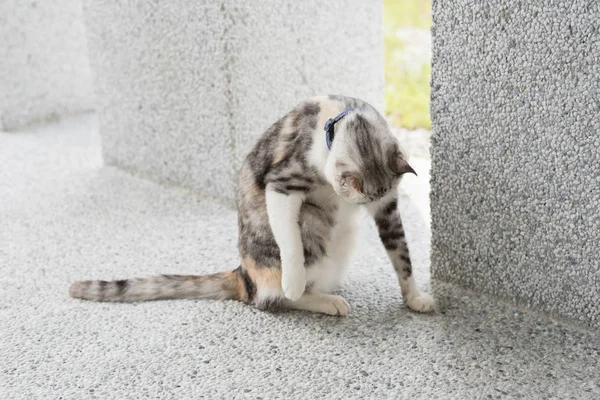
[430,0,600,326]
[0,0,94,130]
[84,0,384,203]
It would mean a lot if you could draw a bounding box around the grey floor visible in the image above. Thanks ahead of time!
[1,115,598,399]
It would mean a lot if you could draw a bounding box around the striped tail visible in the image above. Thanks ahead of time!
[69,270,243,302]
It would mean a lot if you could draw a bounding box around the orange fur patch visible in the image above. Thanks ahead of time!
[242,256,281,291]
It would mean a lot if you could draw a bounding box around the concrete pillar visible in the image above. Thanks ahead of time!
[0,0,94,130]
[84,0,384,203]
[430,0,600,326]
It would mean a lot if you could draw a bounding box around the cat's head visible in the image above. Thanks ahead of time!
[324,110,416,204]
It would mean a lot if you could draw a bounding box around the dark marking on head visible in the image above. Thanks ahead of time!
[302,102,320,116]
[297,102,320,131]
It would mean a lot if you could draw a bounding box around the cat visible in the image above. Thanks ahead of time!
[69,95,434,316]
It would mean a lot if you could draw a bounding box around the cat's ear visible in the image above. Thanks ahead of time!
[392,156,417,177]
[341,172,364,197]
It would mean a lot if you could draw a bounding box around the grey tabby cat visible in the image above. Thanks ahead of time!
[70,95,434,316]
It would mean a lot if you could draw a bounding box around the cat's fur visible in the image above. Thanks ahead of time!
[69,95,434,316]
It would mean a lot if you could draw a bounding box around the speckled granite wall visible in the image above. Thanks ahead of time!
[84,0,383,203]
[430,0,600,326]
[0,0,94,130]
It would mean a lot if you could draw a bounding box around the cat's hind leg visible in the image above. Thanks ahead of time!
[284,292,351,317]
[242,257,350,316]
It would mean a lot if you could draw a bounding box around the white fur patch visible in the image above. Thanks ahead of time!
[265,189,306,300]
[256,287,284,304]
[305,189,360,293]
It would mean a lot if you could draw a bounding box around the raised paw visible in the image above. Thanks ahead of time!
[405,292,435,313]
[281,267,306,301]
[321,295,351,317]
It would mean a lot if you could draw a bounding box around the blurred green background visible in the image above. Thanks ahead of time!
[384,0,432,130]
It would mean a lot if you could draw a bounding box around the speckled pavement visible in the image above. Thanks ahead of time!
[1,115,598,399]
[430,0,600,327]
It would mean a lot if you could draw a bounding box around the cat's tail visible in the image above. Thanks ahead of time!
[69,269,245,302]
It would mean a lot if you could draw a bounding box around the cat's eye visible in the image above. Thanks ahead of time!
[341,173,364,195]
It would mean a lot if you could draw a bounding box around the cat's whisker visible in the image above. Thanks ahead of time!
[325,192,337,204]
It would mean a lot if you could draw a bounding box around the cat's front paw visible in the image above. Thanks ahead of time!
[405,291,435,313]
[281,266,306,301]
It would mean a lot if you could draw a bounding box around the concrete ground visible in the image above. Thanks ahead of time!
[1,115,598,399]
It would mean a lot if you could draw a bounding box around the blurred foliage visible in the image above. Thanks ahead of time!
[384,0,432,129]
[383,0,431,29]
